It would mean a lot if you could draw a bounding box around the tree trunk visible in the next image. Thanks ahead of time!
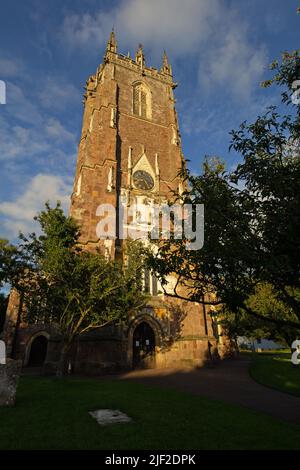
[56,341,72,378]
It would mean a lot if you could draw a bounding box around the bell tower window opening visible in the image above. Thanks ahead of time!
[133,83,151,119]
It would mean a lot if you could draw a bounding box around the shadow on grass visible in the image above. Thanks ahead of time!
[0,359,300,450]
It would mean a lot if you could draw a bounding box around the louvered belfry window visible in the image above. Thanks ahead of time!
[133,84,150,119]
[133,86,140,115]
[140,90,147,118]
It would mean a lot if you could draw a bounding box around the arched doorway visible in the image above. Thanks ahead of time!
[27,335,48,367]
[133,322,155,369]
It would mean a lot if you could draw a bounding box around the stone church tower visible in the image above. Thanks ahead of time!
[66,31,218,371]
[2,32,220,373]
[70,31,184,257]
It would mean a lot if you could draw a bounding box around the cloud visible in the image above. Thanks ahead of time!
[59,12,110,51]
[180,91,275,140]
[198,18,267,99]
[38,77,81,110]
[45,118,75,142]
[0,117,50,161]
[59,0,218,56]
[0,69,79,172]
[0,115,75,163]
[0,58,23,77]
[115,0,219,56]
[4,77,80,126]
[0,174,72,238]
[0,45,81,210]
[58,0,267,99]
[5,82,43,125]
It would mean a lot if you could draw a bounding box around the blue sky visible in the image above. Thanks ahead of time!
[0,0,299,241]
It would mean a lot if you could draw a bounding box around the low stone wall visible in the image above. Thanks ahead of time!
[0,359,22,406]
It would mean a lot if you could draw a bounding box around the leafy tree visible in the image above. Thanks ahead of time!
[3,203,148,376]
[0,238,24,288]
[221,284,300,349]
[149,46,300,337]
[228,48,300,328]
[0,238,31,354]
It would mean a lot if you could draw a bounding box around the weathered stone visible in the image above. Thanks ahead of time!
[0,359,22,406]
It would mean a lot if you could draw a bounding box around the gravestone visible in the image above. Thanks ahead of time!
[0,340,5,365]
[89,409,132,425]
[0,359,22,406]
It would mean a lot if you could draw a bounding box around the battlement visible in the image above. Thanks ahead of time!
[84,32,177,101]
[104,50,176,86]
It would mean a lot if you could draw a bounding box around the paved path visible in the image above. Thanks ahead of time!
[115,359,300,425]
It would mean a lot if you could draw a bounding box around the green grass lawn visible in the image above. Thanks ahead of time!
[0,376,300,450]
[248,350,300,397]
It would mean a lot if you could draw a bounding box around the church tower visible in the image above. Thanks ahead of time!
[68,32,219,370]
[70,32,183,259]
[2,32,221,373]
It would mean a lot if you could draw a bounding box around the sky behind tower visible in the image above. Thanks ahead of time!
[0,0,299,239]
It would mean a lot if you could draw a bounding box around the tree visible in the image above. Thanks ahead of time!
[0,238,31,355]
[228,48,300,328]
[149,46,300,338]
[3,203,148,376]
[0,238,25,289]
[221,284,300,350]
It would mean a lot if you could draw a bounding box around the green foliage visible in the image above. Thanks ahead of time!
[0,238,23,289]
[20,204,148,341]
[149,44,300,336]
[261,49,300,105]
[1,203,148,373]
[222,284,300,346]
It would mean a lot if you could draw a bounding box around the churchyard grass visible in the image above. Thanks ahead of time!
[249,350,300,397]
[0,376,300,449]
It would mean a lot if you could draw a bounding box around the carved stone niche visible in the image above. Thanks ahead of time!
[0,359,22,406]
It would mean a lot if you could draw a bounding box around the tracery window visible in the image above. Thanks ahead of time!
[133,83,151,119]
[143,269,159,296]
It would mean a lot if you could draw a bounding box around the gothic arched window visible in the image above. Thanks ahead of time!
[133,83,151,119]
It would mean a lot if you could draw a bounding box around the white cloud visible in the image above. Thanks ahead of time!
[115,0,219,56]
[198,19,267,99]
[38,77,80,110]
[58,0,267,99]
[5,82,43,125]
[0,117,50,161]
[0,115,75,162]
[45,118,75,142]
[59,0,218,55]
[0,174,72,238]
[59,12,110,51]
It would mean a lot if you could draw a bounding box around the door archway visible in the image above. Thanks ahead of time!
[27,334,48,367]
[133,321,155,369]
